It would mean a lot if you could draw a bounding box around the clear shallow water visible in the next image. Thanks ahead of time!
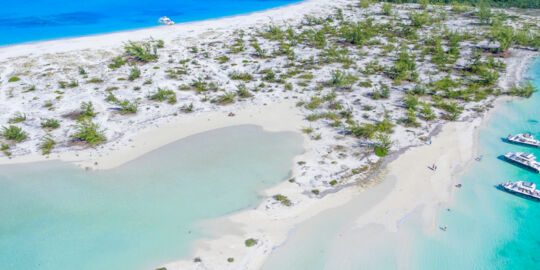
[0,125,303,270]
[0,0,300,46]
[263,57,540,270]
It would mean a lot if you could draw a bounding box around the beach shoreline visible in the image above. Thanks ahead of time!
[160,52,538,269]
[0,1,538,269]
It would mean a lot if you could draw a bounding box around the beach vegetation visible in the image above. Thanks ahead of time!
[236,84,253,98]
[1,143,10,156]
[109,56,126,69]
[382,3,393,16]
[72,119,106,146]
[329,70,357,89]
[229,72,254,81]
[311,189,320,195]
[40,134,56,155]
[124,40,159,62]
[374,133,392,157]
[87,77,104,83]
[41,118,60,129]
[402,108,419,127]
[420,103,436,120]
[180,103,194,113]
[389,45,417,84]
[8,112,26,124]
[2,125,28,142]
[79,101,97,120]
[358,0,372,8]
[477,0,493,25]
[116,99,138,114]
[128,67,141,81]
[273,194,292,206]
[507,81,537,98]
[8,76,20,82]
[439,101,463,120]
[212,92,236,105]
[149,88,177,104]
[78,67,87,75]
[244,238,258,247]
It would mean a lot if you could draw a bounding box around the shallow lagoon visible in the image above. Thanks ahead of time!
[0,125,303,270]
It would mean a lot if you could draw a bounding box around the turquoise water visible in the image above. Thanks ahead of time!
[263,57,540,269]
[0,125,303,270]
[0,0,300,46]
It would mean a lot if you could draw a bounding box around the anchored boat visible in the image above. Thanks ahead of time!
[158,16,175,25]
[506,133,540,148]
[499,181,540,200]
[503,152,540,173]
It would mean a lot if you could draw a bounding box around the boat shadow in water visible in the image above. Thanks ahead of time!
[495,184,540,202]
[497,155,540,173]
[500,136,539,149]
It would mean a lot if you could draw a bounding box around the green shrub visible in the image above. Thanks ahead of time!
[507,81,537,98]
[273,194,292,206]
[124,41,159,62]
[8,112,26,124]
[374,133,392,157]
[109,56,126,69]
[40,135,56,155]
[245,238,258,247]
[72,119,106,146]
[229,72,254,81]
[128,67,141,81]
[149,88,177,104]
[41,118,60,129]
[2,126,28,142]
[79,101,97,120]
[8,76,20,82]
[227,258,234,263]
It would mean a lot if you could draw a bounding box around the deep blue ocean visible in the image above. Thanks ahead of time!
[0,0,300,46]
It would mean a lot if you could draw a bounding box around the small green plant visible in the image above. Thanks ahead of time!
[507,81,537,98]
[40,134,56,155]
[109,56,126,69]
[227,257,234,263]
[128,67,141,81]
[245,238,258,247]
[149,88,177,104]
[72,119,106,146]
[8,112,26,124]
[124,40,160,62]
[273,194,292,206]
[374,133,392,157]
[382,3,393,16]
[41,118,60,129]
[8,76,20,82]
[79,101,97,120]
[2,126,28,142]
[311,189,320,195]
[229,72,254,81]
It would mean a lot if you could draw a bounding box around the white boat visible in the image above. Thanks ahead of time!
[499,181,540,200]
[503,152,540,173]
[506,133,540,148]
[158,16,175,25]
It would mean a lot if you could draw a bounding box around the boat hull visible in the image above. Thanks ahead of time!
[498,184,540,201]
[503,156,540,173]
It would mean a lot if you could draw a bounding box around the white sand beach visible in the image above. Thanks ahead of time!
[0,0,538,269]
